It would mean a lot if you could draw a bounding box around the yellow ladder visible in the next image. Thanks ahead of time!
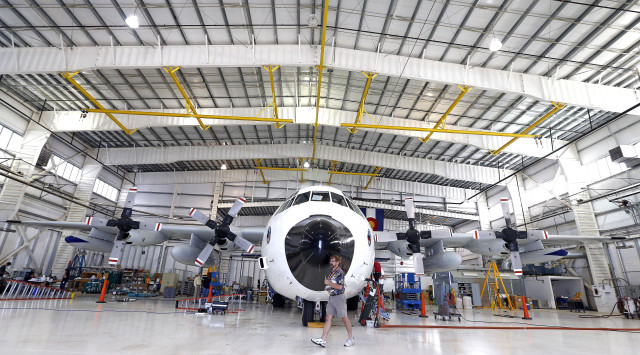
[479,262,515,310]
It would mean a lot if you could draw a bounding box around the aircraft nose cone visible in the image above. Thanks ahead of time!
[285,215,355,291]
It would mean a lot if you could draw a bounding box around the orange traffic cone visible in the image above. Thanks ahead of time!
[419,292,428,318]
[96,279,109,303]
[207,285,213,303]
[521,295,532,320]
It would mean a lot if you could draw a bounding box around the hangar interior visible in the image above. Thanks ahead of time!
[1,0,640,352]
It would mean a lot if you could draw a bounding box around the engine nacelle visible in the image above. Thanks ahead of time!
[171,245,218,267]
[465,239,509,256]
[387,240,413,258]
[124,230,168,246]
[64,235,112,253]
[520,248,568,264]
[423,251,462,273]
[216,238,240,251]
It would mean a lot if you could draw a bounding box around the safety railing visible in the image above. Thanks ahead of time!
[0,280,74,301]
[176,293,246,313]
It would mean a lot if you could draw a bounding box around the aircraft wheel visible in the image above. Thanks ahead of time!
[272,293,285,308]
[347,295,359,310]
[302,300,314,326]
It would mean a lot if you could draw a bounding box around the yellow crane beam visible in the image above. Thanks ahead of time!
[254,159,269,184]
[83,108,293,124]
[489,101,565,156]
[163,66,210,130]
[263,65,285,128]
[341,123,539,138]
[297,158,307,183]
[326,160,338,185]
[363,166,382,190]
[61,71,137,135]
[348,72,378,134]
[419,85,471,143]
[311,0,330,163]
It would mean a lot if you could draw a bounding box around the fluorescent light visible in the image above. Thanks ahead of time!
[125,14,139,29]
[489,38,502,52]
[220,163,227,170]
[303,160,311,168]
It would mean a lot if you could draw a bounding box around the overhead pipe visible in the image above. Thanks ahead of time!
[83,108,293,124]
[311,0,330,162]
[341,123,539,138]
[347,72,378,134]
[326,160,338,185]
[489,102,565,155]
[263,65,285,128]
[61,71,137,135]
[363,166,382,190]
[253,159,269,184]
[419,85,471,143]
[163,66,210,130]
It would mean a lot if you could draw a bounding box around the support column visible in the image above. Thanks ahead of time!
[0,117,52,220]
[50,150,103,276]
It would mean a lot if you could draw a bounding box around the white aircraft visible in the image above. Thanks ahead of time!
[4,185,616,326]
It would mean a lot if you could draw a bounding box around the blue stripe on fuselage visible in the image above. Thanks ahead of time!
[65,236,88,243]
[547,249,568,257]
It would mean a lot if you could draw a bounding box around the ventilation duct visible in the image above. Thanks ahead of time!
[609,145,640,169]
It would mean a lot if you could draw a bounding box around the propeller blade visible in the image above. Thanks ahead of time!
[120,187,138,218]
[108,240,124,265]
[124,187,138,209]
[189,208,212,225]
[510,251,523,276]
[195,243,216,267]
[228,197,246,218]
[85,216,109,227]
[412,253,425,276]
[229,234,256,253]
[500,198,512,229]
[405,197,416,229]
[138,221,162,232]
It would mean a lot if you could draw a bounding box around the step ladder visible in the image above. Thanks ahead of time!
[584,244,612,287]
[479,262,514,310]
[1,280,73,301]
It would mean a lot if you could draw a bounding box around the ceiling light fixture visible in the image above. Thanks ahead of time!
[308,13,318,28]
[303,160,311,168]
[125,14,139,29]
[489,37,502,52]
[220,163,227,170]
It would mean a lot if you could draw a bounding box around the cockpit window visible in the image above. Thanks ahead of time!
[330,192,349,208]
[293,192,311,205]
[345,197,365,218]
[275,196,294,215]
[310,191,331,202]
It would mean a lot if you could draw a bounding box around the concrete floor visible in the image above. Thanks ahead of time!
[0,294,638,354]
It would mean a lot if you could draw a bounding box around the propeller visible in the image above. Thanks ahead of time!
[188,197,255,267]
[498,198,527,275]
[404,197,424,276]
[85,187,161,265]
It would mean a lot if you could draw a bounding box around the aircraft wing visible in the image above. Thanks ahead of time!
[4,219,265,244]
[4,220,114,233]
[156,224,265,244]
[539,234,623,246]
